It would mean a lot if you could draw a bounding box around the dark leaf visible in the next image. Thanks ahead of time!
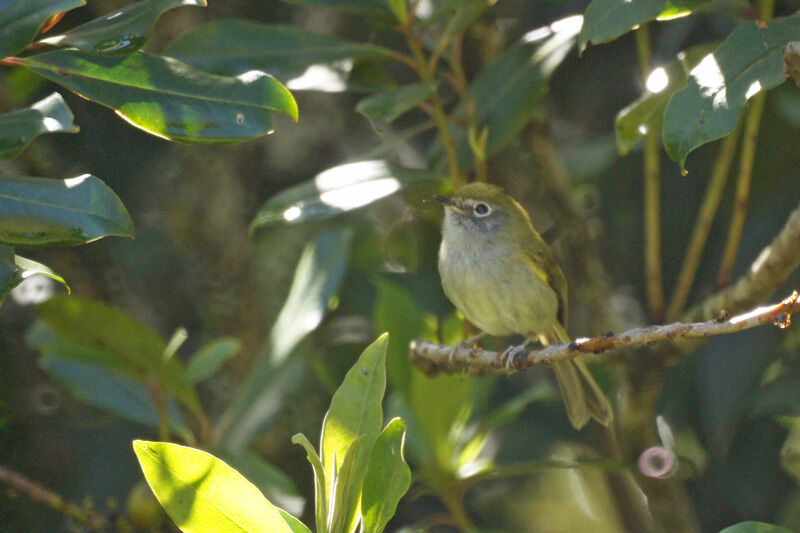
[718,522,795,533]
[0,93,78,160]
[277,0,389,15]
[356,82,437,132]
[0,0,84,58]
[0,244,22,306]
[185,337,241,384]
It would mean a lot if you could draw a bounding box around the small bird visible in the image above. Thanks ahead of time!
[436,182,612,429]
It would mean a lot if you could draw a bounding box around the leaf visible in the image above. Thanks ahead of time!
[0,244,22,306]
[20,50,297,144]
[36,296,201,413]
[718,522,795,533]
[39,0,206,55]
[216,229,352,451]
[217,451,304,517]
[361,418,410,533]
[321,334,388,533]
[133,441,292,533]
[251,160,445,229]
[291,433,327,533]
[184,337,241,384]
[276,0,389,15]
[579,0,715,52]
[0,93,78,160]
[356,82,437,132]
[0,0,84,58]
[328,437,365,533]
[279,511,312,533]
[663,16,800,169]
[615,43,716,156]
[162,20,393,85]
[14,255,70,293]
[748,373,800,418]
[0,174,133,247]
[39,355,191,439]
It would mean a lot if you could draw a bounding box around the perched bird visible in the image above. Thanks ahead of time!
[436,182,612,429]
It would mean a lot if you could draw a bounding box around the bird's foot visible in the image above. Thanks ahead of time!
[500,342,529,370]
[447,332,486,364]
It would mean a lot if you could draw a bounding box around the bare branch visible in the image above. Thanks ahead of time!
[410,291,799,374]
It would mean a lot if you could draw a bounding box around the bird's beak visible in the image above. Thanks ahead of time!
[435,194,464,213]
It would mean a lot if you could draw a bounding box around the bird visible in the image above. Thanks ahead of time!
[436,182,612,429]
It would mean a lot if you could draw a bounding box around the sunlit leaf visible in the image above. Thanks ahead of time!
[0,244,22,306]
[321,334,387,533]
[20,50,297,143]
[0,93,78,160]
[163,20,392,91]
[39,0,206,55]
[133,441,292,533]
[361,418,410,533]
[718,522,795,533]
[356,82,437,132]
[184,337,240,384]
[328,437,365,533]
[615,43,716,156]
[251,160,444,229]
[14,255,70,294]
[277,0,389,14]
[279,511,312,533]
[0,174,133,248]
[0,0,84,58]
[217,451,305,517]
[291,433,327,533]
[579,0,715,51]
[663,16,800,169]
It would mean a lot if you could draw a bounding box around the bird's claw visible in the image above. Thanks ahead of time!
[501,343,528,370]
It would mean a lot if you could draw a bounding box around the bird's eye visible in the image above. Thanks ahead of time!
[474,203,491,216]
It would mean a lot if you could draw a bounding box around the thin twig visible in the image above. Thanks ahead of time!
[410,291,799,374]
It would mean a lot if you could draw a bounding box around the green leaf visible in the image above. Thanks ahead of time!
[291,433,327,533]
[0,174,133,247]
[321,334,388,533]
[0,93,78,160]
[133,441,292,533]
[718,522,795,533]
[184,337,241,384]
[0,244,22,306]
[328,437,365,533]
[39,356,192,439]
[14,255,70,293]
[663,16,800,169]
[20,50,297,144]
[162,20,393,87]
[579,0,715,51]
[39,0,206,55]
[356,82,437,132]
[276,0,389,14]
[0,0,84,58]
[279,511,312,533]
[361,418,410,533]
[37,296,201,413]
[217,451,304,517]
[615,43,716,156]
[251,160,445,229]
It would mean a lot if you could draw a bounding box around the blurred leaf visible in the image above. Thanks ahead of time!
[321,334,387,533]
[579,0,714,51]
[749,373,800,418]
[14,255,70,293]
[37,296,201,413]
[355,120,436,161]
[361,418,410,533]
[39,356,191,439]
[184,337,241,384]
[0,244,22,306]
[615,43,716,155]
[218,451,305,517]
[786,42,800,88]
[162,20,392,85]
[0,93,78,160]
[0,174,133,247]
[0,0,84,58]
[20,50,297,144]
[277,0,390,14]
[251,160,445,229]
[133,441,292,532]
[664,17,800,170]
[291,433,327,533]
[39,0,205,55]
[216,229,352,451]
[356,82,437,132]
[373,280,422,398]
[719,522,795,533]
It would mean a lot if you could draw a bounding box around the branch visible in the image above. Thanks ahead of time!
[410,291,799,374]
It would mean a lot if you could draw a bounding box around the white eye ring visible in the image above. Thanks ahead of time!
[474,203,491,217]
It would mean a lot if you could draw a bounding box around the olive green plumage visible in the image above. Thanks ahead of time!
[437,183,612,429]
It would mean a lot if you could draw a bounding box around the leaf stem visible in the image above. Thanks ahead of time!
[666,123,741,320]
[636,24,664,321]
[449,35,487,181]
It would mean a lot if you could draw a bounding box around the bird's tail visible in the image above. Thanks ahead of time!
[544,323,613,429]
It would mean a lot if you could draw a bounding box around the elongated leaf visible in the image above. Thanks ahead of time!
[718,522,795,533]
[39,0,206,55]
[291,433,327,533]
[133,441,292,533]
[219,452,304,517]
[20,50,297,144]
[0,93,78,160]
[0,244,22,306]
[579,0,715,51]
[361,418,410,533]
[0,174,133,247]
[185,338,241,384]
[251,160,444,229]
[615,43,716,156]
[279,511,311,533]
[40,356,191,438]
[356,82,437,132]
[277,0,389,14]
[664,16,800,169]
[37,296,200,412]
[162,20,392,84]
[0,0,84,58]
[321,334,387,532]
[329,437,365,533]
